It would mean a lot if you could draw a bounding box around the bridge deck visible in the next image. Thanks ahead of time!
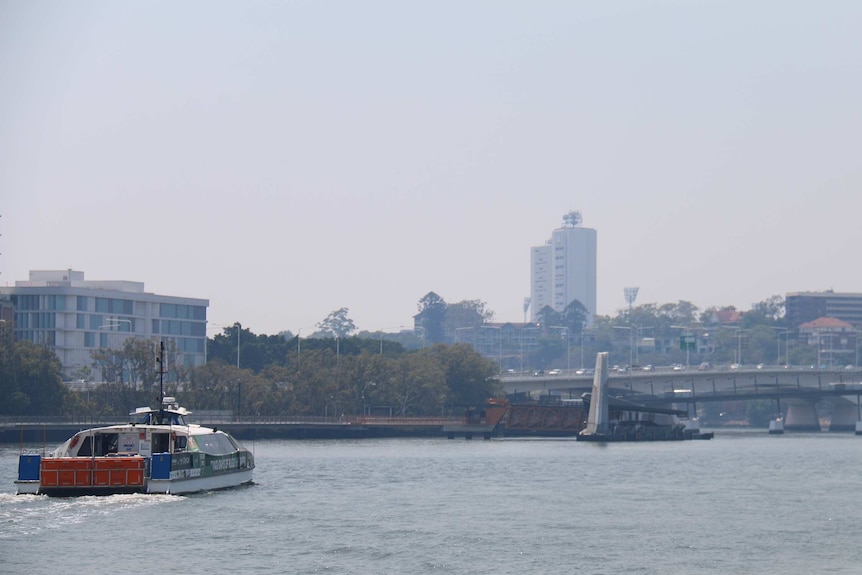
[502,367,862,405]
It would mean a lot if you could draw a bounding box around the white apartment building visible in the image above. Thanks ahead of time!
[0,270,208,381]
[530,211,597,323]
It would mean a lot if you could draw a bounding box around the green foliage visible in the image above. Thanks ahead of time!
[0,324,71,415]
[317,307,357,338]
[449,299,495,323]
[208,324,292,372]
[417,292,447,344]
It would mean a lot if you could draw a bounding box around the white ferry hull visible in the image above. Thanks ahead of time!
[147,468,254,494]
[14,480,40,495]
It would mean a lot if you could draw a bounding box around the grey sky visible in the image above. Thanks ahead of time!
[2,1,860,335]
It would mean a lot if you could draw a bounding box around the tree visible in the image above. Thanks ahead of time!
[208,324,291,373]
[417,292,447,344]
[123,338,160,390]
[450,299,495,323]
[430,343,502,409]
[386,352,446,416]
[7,340,69,415]
[744,295,785,328]
[562,300,588,334]
[317,307,357,338]
[535,305,558,331]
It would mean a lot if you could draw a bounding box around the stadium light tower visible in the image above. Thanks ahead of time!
[624,287,639,317]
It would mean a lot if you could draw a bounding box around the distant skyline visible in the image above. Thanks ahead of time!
[2,2,861,335]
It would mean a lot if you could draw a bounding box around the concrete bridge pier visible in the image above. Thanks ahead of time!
[828,396,861,432]
[783,401,820,432]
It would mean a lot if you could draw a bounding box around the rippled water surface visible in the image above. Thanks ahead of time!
[3,431,862,574]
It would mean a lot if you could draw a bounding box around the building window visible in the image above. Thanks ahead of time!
[77,296,89,311]
[46,295,66,310]
[159,304,206,320]
[95,298,133,315]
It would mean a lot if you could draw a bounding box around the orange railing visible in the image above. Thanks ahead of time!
[40,456,145,488]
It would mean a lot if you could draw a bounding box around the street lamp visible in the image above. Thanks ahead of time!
[414,325,426,348]
[376,325,405,355]
[361,381,377,416]
[479,325,503,371]
[550,326,570,372]
[856,330,860,367]
[296,326,316,368]
[612,325,634,367]
[519,324,540,373]
[579,330,590,370]
[772,327,790,367]
[205,322,242,368]
[234,322,241,368]
[732,328,748,366]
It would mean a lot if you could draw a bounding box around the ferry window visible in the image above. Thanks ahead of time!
[152,433,170,454]
[195,433,237,455]
[175,435,187,451]
[101,434,119,455]
[77,436,92,456]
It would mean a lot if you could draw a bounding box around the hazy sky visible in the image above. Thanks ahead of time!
[2,1,860,335]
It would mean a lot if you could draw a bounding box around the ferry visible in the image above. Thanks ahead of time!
[15,343,254,496]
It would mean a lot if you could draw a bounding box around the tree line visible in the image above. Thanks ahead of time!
[0,319,501,417]
[0,291,839,418]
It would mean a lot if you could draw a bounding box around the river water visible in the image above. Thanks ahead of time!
[2,431,861,574]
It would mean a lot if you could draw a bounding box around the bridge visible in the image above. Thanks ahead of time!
[501,365,862,432]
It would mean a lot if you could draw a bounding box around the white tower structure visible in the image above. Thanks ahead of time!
[530,211,597,324]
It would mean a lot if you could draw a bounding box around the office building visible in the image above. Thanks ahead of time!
[530,211,597,323]
[0,270,208,381]
[785,291,862,329]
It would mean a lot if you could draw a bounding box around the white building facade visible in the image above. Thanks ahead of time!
[530,212,597,323]
[0,270,209,381]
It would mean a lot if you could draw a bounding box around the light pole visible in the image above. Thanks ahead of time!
[734,328,747,366]
[612,325,634,367]
[856,330,860,367]
[205,322,241,368]
[772,327,789,367]
[519,324,539,373]
[480,325,502,371]
[550,326,570,372]
[414,325,426,348]
[580,331,586,369]
[234,322,241,368]
[361,381,377,415]
[296,326,316,368]
[376,325,404,355]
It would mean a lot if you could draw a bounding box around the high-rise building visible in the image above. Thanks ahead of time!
[785,291,862,329]
[0,270,209,381]
[530,211,597,323]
